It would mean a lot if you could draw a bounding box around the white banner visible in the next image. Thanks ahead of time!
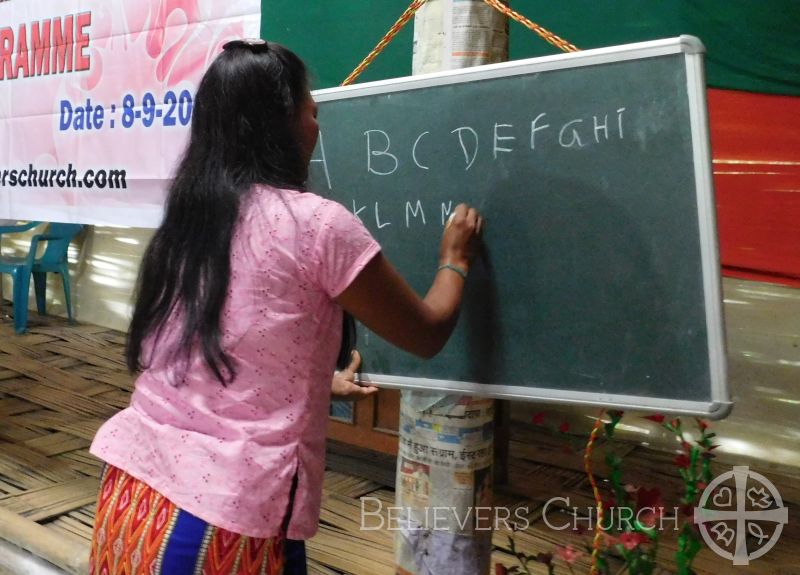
[0,0,260,227]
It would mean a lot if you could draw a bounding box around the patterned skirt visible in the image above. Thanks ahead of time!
[90,465,293,575]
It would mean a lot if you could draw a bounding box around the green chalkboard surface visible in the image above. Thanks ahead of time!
[309,37,730,417]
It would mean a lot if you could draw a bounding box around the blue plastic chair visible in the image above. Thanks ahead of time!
[0,221,41,326]
[0,222,83,333]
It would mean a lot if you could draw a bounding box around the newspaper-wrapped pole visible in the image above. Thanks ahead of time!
[394,3,508,574]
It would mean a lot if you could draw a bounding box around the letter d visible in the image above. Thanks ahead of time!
[59,101,73,131]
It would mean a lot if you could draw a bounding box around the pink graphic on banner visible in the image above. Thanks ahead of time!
[0,0,261,226]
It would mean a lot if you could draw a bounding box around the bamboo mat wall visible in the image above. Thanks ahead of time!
[0,307,799,575]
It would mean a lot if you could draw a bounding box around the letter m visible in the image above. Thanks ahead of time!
[52,16,75,74]
[405,200,426,227]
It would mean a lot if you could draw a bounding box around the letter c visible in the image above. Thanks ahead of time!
[412,131,430,170]
[541,496,571,531]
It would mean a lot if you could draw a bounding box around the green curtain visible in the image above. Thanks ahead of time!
[509,0,800,96]
[262,1,800,95]
[261,1,413,89]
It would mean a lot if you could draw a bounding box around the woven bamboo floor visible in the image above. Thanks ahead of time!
[0,306,798,575]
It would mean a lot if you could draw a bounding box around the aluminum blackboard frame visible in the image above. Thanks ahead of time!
[314,36,731,418]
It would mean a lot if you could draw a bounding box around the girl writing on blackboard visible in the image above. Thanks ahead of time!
[89,39,482,574]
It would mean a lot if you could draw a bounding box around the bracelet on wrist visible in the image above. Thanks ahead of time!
[438,263,468,280]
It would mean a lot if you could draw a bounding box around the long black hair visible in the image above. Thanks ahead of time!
[126,41,310,384]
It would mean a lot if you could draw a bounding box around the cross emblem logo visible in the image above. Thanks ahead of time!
[694,466,788,565]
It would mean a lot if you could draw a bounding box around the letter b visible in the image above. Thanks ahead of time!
[360,497,385,531]
[365,130,398,176]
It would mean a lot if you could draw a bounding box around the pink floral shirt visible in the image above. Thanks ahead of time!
[91,185,380,539]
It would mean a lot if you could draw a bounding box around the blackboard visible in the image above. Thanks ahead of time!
[309,37,731,418]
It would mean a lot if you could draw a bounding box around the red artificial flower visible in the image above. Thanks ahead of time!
[644,414,665,423]
[674,453,692,469]
[636,487,663,511]
[531,412,547,426]
[495,564,509,575]
[601,494,617,509]
[697,419,709,431]
[559,421,571,433]
[556,545,583,564]
[619,531,649,550]
[638,508,658,528]
[607,410,625,423]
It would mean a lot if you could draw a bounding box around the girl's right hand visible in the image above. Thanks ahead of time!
[336,203,484,359]
[439,203,483,272]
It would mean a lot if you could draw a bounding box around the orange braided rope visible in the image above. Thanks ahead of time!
[481,0,579,53]
[584,410,606,575]
[341,0,429,86]
[341,0,579,86]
